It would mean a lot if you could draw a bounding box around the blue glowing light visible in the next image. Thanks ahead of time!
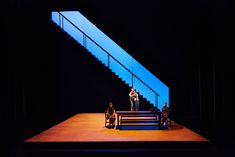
[51,11,169,109]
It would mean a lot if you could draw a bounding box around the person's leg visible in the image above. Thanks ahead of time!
[110,117,115,127]
[109,115,113,127]
[133,101,136,111]
[135,101,139,111]
[130,98,134,111]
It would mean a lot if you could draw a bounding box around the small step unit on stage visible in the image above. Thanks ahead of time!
[116,111,161,129]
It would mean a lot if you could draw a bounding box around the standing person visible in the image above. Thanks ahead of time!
[105,101,116,128]
[129,87,139,111]
[134,92,139,111]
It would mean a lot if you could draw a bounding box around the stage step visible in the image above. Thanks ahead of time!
[119,114,159,117]
[121,117,158,120]
[120,123,159,126]
[117,111,162,129]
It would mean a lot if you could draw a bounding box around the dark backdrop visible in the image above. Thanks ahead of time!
[5,0,234,156]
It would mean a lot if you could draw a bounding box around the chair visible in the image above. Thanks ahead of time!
[104,112,110,127]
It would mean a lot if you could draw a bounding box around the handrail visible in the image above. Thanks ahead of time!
[57,11,159,97]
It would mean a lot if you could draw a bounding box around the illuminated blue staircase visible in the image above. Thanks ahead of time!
[51,11,169,109]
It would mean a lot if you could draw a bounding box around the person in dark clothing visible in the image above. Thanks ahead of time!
[161,102,170,112]
[105,101,116,128]
[161,102,170,126]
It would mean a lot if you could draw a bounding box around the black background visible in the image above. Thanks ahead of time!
[4,0,235,156]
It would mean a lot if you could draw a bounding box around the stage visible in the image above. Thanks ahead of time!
[26,113,208,142]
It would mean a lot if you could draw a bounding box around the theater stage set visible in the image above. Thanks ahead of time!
[8,1,233,156]
[23,112,210,156]
[26,113,208,142]
[22,9,210,155]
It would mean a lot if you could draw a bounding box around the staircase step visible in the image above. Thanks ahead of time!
[121,117,158,120]
[50,21,153,111]
[121,120,159,123]
[120,123,160,126]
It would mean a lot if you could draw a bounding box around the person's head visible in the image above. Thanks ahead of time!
[131,87,135,91]
[164,102,167,106]
[109,101,113,107]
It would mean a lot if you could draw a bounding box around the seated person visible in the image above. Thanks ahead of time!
[162,102,170,112]
[105,101,116,128]
[161,102,170,126]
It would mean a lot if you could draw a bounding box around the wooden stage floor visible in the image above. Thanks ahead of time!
[26,113,208,142]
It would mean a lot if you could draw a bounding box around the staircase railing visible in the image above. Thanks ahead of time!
[51,11,169,108]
